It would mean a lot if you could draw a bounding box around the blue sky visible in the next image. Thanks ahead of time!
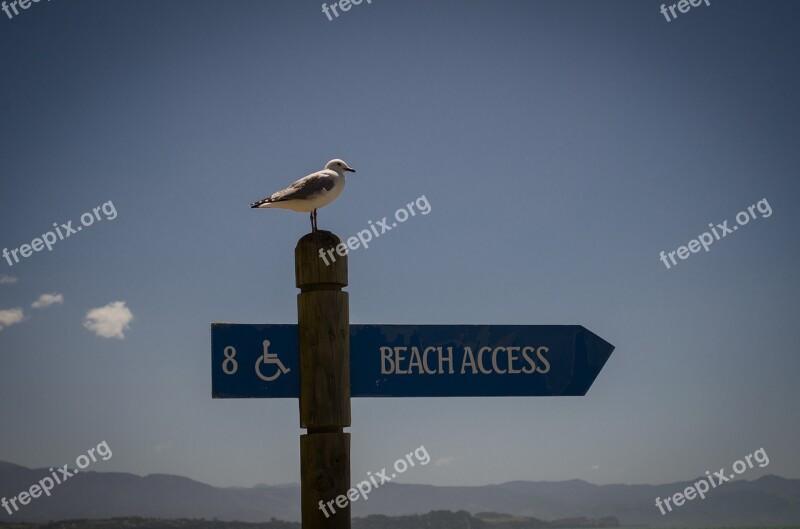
[1,0,799,489]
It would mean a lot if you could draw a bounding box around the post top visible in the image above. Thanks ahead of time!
[295,230,348,289]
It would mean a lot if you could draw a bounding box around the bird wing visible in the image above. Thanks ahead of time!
[251,170,336,207]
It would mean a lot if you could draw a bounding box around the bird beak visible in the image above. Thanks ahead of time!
[346,167,356,173]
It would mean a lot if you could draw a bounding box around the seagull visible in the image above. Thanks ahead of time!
[250,159,356,232]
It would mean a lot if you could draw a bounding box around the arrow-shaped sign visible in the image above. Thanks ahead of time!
[212,324,614,398]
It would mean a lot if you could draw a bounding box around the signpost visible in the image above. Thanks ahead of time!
[212,324,614,398]
[212,230,615,529]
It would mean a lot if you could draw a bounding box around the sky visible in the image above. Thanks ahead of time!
[1,0,799,490]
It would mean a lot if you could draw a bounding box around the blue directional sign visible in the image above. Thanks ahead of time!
[212,324,614,399]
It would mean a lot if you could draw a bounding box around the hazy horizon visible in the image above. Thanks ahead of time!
[1,457,791,488]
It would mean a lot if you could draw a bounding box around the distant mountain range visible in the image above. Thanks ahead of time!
[0,511,621,529]
[2,461,799,526]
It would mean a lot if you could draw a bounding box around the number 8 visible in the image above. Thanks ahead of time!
[222,346,238,375]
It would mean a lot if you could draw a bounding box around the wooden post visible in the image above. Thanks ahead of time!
[296,230,351,529]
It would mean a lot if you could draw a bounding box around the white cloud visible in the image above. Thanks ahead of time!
[434,456,455,467]
[590,464,600,470]
[0,275,18,284]
[83,301,133,339]
[0,308,25,331]
[31,293,64,309]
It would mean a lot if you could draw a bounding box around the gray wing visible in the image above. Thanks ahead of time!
[251,171,335,207]
[275,172,335,201]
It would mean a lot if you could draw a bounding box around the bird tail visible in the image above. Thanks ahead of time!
[250,197,273,208]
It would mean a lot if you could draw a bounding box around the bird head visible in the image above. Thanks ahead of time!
[325,159,356,174]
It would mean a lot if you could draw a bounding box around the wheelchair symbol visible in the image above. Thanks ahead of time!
[255,340,291,382]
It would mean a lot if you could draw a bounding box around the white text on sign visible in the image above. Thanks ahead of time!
[380,346,551,375]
